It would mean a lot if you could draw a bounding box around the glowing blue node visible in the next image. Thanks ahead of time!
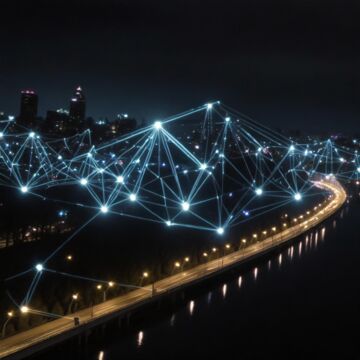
[79,178,88,186]
[29,132,35,138]
[357,167,360,173]
[255,188,263,196]
[199,163,207,171]
[100,205,108,213]
[217,227,224,235]
[20,186,28,193]
[166,220,172,227]
[129,193,137,202]
[116,175,124,184]
[182,201,190,211]
[207,103,213,110]
[153,121,162,130]
[35,264,43,272]
[0,132,3,138]
[289,145,295,151]
[294,193,302,201]
[225,117,230,122]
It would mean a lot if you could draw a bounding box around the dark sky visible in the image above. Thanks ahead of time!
[0,0,359,132]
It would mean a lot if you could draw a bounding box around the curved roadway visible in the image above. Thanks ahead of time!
[0,178,347,359]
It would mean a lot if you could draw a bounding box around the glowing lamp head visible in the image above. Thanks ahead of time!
[100,205,108,214]
[116,175,124,184]
[20,306,29,313]
[153,121,162,130]
[216,227,224,235]
[294,193,302,201]
[182,201,190,211]
[255,188,263,196]
[20,185,28,193]
[79,178,88,186]
[35,263,43,272]
[129,193,137,202]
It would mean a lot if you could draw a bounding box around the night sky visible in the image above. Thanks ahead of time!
[1,0,359,132]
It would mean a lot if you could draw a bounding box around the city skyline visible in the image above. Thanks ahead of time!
[1,0,359,132]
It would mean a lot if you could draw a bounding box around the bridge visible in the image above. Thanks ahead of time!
[0,177,347,359]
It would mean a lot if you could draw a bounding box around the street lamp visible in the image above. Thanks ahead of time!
[1,311,14,338]
[20,306,29,314]
[68,294,79,313]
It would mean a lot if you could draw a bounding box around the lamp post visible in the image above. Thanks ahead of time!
[1,311,14,338]
[139,271,149,286]
[68,293,79,314]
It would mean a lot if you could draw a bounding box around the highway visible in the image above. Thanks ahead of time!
[0,178,347,359]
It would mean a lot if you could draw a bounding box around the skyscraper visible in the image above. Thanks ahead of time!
[69,86,86,132]
[19,90,38,125]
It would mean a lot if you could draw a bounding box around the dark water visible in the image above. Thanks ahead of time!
[36,195,360,359]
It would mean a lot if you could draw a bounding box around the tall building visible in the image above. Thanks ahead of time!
[19,90,38,126]
[69,86,86,132]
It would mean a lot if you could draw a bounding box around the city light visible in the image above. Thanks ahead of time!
[199,163,207,171]
[216,227,224,235]
[116,175,124,183]
[153,121,162,130]
[20,306,29,313]
[35,263,43,272]
[29,132,35,138]
[79,178,88,186]
[207,103,213,110]
[294,193,302,201]
[20,185,28,193]
[255,188,263,196]
[129,193,137,202]
[100,205,108,213]
[182,201,190,211]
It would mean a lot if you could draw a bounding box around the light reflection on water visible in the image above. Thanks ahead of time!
[137,331,144,347]
[222,284,227,298]
[129,209,345,353]
[189,300,195,315]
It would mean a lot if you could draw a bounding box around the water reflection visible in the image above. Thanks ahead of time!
[321,227,326,241]
[222,284,227,298]
[207,292,212,305]
[267,260,271,271]
[98,351,104,360]
[170,314,175,327]
[137,331,144,347]
[189,300,195,315]
[278,253,282,266]
[238,276,242,288]
[290,246,294,260]
[253,267,258,280]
